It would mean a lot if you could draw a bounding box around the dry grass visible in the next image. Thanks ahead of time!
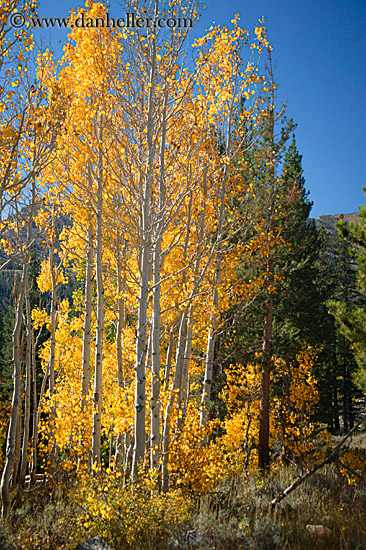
[2,465,366,550]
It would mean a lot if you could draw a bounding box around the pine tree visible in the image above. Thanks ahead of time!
[328,205,366,393]
[272,135,320,353]
[216,131,321,468]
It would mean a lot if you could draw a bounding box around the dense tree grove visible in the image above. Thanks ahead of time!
[0,0,365,542]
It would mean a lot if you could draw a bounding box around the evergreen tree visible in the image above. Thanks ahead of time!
[268,137,321,461]
[313,225,363,433]
[272,135,321,354]
[328,202,366,393]
[216,130,329,466]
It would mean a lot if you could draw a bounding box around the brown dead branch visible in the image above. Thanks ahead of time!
[271,414,366,510]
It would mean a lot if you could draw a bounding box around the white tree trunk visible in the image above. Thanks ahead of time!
[30,322,38,482]
[81,214,94,407]
[19,277,32,485]
[1,170,36,517]
[92,119,105,465]
[1,261,27,518]
[181,307,193,424]
[48,209,57,398]
[200,116,233,433]
[132,20,158,476]
[115,232,126,470]
[151,236,162,470]
[161,308,188,491]
[150,93,168,473]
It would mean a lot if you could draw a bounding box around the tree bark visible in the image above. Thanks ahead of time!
[30,322,38,482]
[1,261,27,518]
[281,355,290,465]
[1,166,36,517]
[114,232,126,471]
[132,14,158,475]
[92,118,105,466]
[200,153,230,434]
[48,208,57,398]
[81,213,94,408]
[150,92,168,473]
[161,308,188,491]
[19,277,32,485]
[258,260,274,470]
[47,207,58,471]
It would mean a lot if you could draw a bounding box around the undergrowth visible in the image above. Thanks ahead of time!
[2,465,366,550]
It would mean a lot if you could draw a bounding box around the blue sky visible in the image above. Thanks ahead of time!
[35,0,366,218]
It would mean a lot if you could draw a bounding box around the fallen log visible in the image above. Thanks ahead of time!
[271,414,366,510]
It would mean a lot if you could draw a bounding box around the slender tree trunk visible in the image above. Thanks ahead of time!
[199,73,238,433]
[12,408,22,487]
[81,214,94,408]
[31,324,38,481]
[150,93,167,473]
[123,432,133,485]
[114,233,126,470]
[19,278,32,485]
[159,318,178,486]
[258,52,277,471]
[1,261,27,518]
[48,209,57,398]
[47,208,58,470]
[200,163,229,433]
[161,308,188,491]
[281,355,290,465]
[31,362,50,475]
[116,233,126,388]
[92,118,105,465]
[163,323,176,391]
[1,167,36,516]
[151,235,162,471]
[181,307,193,424]
[132,15,158,475]
[175,188,193,432]
[258,260,274,470]
[200,322,216,430]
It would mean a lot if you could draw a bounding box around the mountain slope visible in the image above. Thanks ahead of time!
[313,212,359,234]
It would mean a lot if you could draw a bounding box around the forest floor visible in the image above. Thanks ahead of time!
[333,431,366,450]
[1,464,366,550]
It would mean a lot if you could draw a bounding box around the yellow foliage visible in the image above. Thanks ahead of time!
[37,259,67,293]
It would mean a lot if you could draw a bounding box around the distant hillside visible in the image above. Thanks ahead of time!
[313,212,359,234]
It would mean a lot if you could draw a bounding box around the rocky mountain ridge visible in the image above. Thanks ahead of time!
[313,212,359,234]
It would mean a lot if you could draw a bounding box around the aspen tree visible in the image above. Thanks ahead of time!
[0,64,64,515]
[46,209,56,393]
[0,0,34,227]
[91,121,105,465]
[39,4,120,467]
[81,213,94,408]
[0,36,69,503]
[114,231,127,469]
[195,19,265,434]
[105,0,201,475]
[1,261,27,517]
[150,92,168,473]
[11,1,288,492]
[1,172,35,517]
[19,277,31,485]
